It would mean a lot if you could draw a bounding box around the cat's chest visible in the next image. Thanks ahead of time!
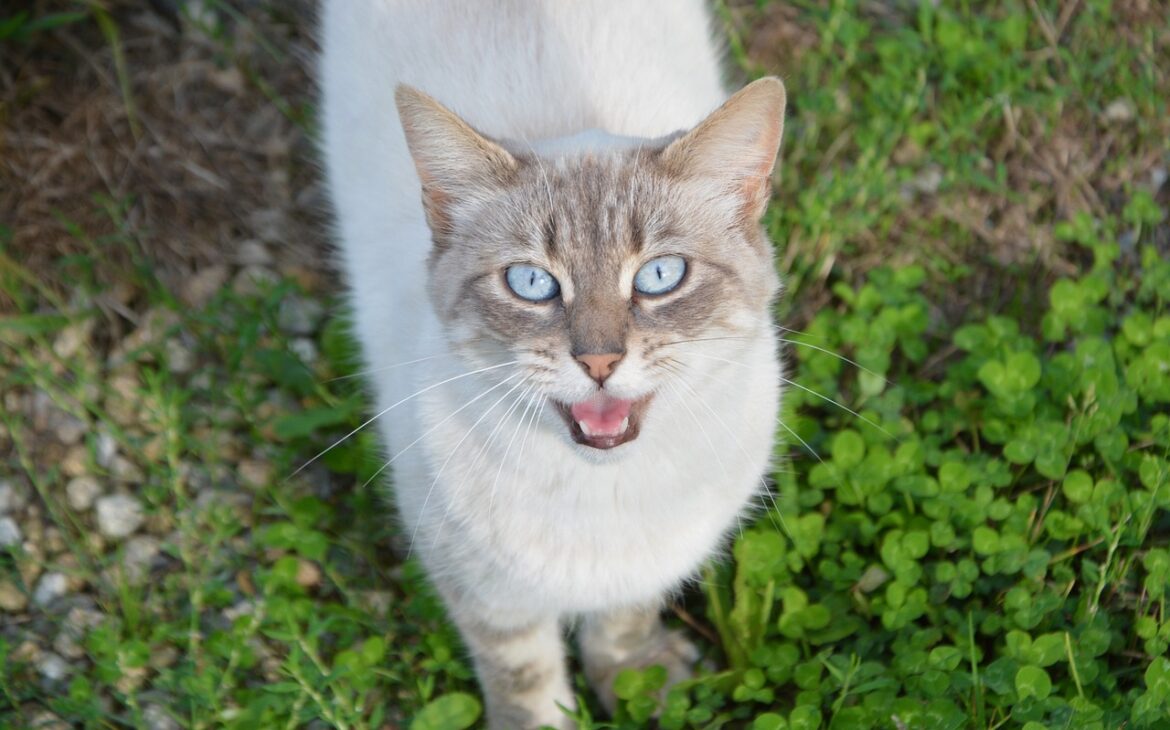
[444,430,764,612]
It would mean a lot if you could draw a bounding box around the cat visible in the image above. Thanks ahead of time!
[319,1,786,726]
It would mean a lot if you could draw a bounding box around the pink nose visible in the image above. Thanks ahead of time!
[575,352,623,385]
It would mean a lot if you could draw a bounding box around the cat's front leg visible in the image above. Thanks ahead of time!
[447,604,576,730]
[578,604,702,714]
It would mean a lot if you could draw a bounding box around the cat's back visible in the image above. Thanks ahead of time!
[320,0,726,147]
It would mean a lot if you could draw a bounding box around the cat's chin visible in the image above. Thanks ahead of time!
[553,393,654,450]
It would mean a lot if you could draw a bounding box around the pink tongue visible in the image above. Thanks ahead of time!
[570,393,633,436]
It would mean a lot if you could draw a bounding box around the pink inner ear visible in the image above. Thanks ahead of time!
[741,120,781,209]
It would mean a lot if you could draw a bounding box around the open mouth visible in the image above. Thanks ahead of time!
[554,392,653,450]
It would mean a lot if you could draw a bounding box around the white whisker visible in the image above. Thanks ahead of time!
[487,384,541,525]
[775,338,891,385]
[680,351,894,439]
[667,356,823,463]
[292,359,519,478]
[516,391,546,467]
[435,379,535,550]
[408,373,532,556]
[358,370,527,491]
[324,352,486,383]
[662,372,727,479]
[666,368,791,539]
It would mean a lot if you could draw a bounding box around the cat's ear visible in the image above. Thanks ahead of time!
[661,77,786,223]
[395,85,518,235]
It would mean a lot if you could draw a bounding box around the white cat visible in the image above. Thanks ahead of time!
[320,1,786,726]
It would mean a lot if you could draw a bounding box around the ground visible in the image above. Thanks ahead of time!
[1,1,1168,729]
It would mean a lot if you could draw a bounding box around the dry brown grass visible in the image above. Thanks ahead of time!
[1,1,329,311]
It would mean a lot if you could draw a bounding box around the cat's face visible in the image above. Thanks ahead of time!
[397,80,785,451]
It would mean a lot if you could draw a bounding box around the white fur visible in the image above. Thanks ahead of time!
[321,0,781,720]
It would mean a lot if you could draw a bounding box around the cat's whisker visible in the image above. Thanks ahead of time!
[486,383,542,526]
[294,359,519,478]
[775,338,892,385]
[665,367,791,540]
[323,352,499,383]
[410,373,532,556]
[679,351,894,440]
[667,356,823,464]
[357,370,527,492]
[661,328,888,385]
[771,416,824,465]
[660,369,729,482]
[435,378,535,550]
[658,334,754,348]
[515,391,546,467]
[779,376,894,440]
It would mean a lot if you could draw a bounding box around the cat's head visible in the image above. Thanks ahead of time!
[396,80,785,452]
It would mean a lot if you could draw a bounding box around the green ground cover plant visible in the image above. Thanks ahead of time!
[1,0,1167,728]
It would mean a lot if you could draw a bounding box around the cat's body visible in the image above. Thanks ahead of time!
[321,1,785,726]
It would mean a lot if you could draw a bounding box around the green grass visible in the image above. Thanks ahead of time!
[2,1,1168,728]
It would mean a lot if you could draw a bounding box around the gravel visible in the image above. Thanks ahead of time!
[32,573,68,608]
[237,458,273,491]
[144,704,182,730]
[0,580,28,612]
[181,265,230,308]
[95,494,145,539]
[1104,97,1135,123]
[0,478,29,513]
[34,651,70,682]
[236,239,274,267]
[277,295,325,336]
[54,605,104,659]
[232,265,279,296]
[290,337,319,366]
[0,516,22,547]
[65,476,103,512]
[121,536,162,584]
[95,430,118,469]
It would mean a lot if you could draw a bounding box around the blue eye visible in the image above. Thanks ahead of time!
[505,265,560,302]
[633,255,686,296]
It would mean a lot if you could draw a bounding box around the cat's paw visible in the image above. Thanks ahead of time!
[583,626,703,714]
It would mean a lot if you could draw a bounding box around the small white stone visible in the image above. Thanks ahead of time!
[110,456,145,484]
[95,494,145,539]
[35,651,70,682]
[0,516,21,548]
[56,605,103,658]
[0,478,28,514]
[0,580,27,612]
[27,712,68,730]
[96,430,118,469]
[1151,166,1168,193]
[1104,98,1135,123]
[232,265,279,297]
[121,536,161,584]
[247,207,286,244]
[182,265,230,308]
[277,296,325,336]
[66,476,103,512]
[144,704,181,730]
[165,338,195,374]
[53,320,93,360]
[51,412,87,446]
[33,572,68,607]
[237,459,273,491]
[290,337,318,366]
[236,239,274,267]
